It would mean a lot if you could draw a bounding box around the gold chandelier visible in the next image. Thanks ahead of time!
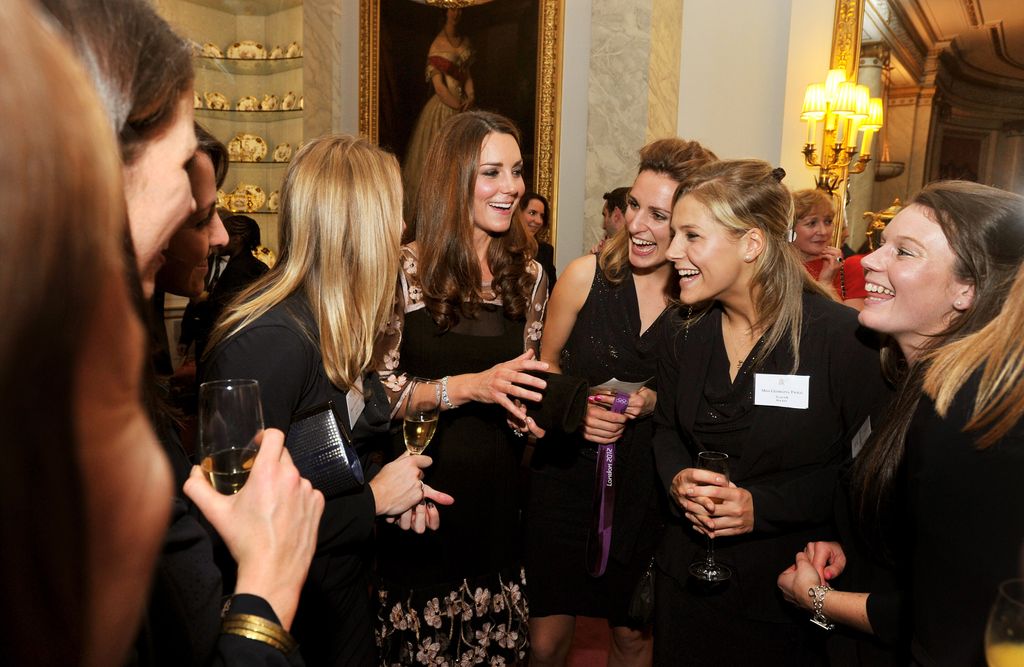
[800,68,884,246]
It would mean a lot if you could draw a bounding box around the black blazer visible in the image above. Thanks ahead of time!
[652,292,889,622]
[535,241,557,294]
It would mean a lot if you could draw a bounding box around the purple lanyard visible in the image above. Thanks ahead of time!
[586,392,629,577]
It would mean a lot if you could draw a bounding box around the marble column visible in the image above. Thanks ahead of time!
[582,0,681,254]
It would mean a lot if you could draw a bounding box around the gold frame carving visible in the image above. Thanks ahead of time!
[830,0,864,81]
[358,0,564,237]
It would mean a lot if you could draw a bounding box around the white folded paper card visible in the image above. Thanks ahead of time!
[591,377,651,395]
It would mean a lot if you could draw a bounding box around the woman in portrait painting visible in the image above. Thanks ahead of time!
[401,7,475,212]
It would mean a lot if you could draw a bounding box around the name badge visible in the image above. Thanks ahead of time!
[754,373,810,409]
[851,416,872,458]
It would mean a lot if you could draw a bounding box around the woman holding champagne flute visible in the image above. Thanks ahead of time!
[204,135,453,666]
[374,111,549,665]
[651,160,889,665]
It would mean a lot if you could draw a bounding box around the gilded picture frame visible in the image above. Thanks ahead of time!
[359,0,563,235]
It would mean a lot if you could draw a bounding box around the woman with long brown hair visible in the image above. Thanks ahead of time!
[41,1,325,664]
[778,181,1024,666]
[375,110,549,665]
[526,138,716,667]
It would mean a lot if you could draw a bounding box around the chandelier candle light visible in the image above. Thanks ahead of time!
[801,68,884,247]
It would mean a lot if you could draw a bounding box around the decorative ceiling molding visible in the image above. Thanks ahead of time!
[864,0,926,83]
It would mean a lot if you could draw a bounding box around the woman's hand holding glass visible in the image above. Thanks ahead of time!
[372,454,454,534]
[671,466,754,538]
[183,428,324,630]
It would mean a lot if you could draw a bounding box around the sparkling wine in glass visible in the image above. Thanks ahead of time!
[198,379,264,494]
[688,450,732,583]
[404,378,441,455]
[986,579,1024,666]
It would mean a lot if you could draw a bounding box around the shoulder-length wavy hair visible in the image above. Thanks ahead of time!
[39,0,194,166]
[209,135,403,392]
[407,111,536,331]
[673,159,829,371]
[0,0,127,662]
[853,181,1024,524]
[598,137,717,287]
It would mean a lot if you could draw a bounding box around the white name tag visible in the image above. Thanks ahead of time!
[851,416,872,458]
[754,373,810,409]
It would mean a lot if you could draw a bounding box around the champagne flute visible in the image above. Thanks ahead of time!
[198,379,264,495]
[688,450,732,583]
[404,378,441,455]
[986,579,1024,666]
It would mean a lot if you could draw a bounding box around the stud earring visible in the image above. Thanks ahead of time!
[744,254,752,262]
[955,299,963,309]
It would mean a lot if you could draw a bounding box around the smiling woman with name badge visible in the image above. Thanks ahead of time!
[650,160,890,666]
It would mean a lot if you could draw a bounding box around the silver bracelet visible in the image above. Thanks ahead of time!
[808,585,834,630]
[440,376,458,410]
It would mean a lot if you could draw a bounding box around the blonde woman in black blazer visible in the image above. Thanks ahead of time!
[651,160,889,666]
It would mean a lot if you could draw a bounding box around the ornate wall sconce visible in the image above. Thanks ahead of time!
[800,68,883,247]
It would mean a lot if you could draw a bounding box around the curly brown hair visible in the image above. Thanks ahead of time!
[407,111,537,331]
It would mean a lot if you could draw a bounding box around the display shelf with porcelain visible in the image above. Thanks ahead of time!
[156,0,303,256]
[196,108,303,122]
[195,55,302,75]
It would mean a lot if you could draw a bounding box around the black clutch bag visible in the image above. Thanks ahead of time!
[522,371,589,435]
[286,401,364,499]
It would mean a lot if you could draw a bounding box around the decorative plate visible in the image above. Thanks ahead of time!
[201,42,223,58]
[217,190,230,210]
[204,91,229,110]
[236,95,259,111]
[229,183,266,212]
[285,41,302,58]
[281,91,298,111]
[272,143,292,162]
[268,190,280,212]
[193,90,203,109]
[261,94,279,111]
[298,96,304,110]
[227,192,249,213]
[228,133,268,162]
[268,45,284,60]
[226,40,267,60]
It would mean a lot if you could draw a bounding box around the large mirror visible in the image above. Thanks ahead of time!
[359,0,563,231]
[843,0,1024,249]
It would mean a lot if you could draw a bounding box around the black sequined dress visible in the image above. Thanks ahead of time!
[525,269,672,625]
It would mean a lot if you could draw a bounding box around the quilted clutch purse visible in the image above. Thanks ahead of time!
[286,401,364,499]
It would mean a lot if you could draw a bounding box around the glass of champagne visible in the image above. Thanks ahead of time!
[688,450,732,583]
[986,579,1024,666]
[404,378,441,455]
[198,379,264,494]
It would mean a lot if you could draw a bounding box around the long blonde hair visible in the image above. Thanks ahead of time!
[924,262,1024,448]
[209,135,403,391]
[676,160,829,372]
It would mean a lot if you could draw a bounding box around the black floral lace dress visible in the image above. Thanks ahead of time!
[374,245,547,666]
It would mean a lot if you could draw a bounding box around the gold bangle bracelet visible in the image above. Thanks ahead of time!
[221,613,298,654]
